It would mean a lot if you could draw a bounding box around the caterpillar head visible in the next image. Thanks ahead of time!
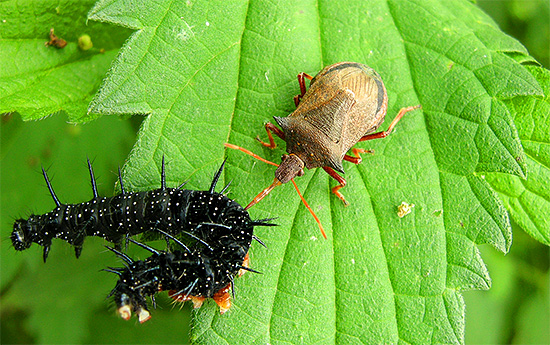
[11,219,33,251]
[104,251,155,323]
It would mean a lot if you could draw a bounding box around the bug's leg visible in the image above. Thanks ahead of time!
[358,105,421,142]
[322,166,349,206]
[256,122,285,149]
[290,179,326,239]
[294,72,314,107]
[343,148,375,165]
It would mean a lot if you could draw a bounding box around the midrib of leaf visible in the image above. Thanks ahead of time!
[230,2,332,342]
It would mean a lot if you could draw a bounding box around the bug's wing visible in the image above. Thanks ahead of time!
[298,88,356,144]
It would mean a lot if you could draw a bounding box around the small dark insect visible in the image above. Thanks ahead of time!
[226,62,421,238]
[105,225,266,322]
[11,157,272,262]
[45,28,67,49]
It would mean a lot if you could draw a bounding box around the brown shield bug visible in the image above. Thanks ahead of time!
[226,62,421,238]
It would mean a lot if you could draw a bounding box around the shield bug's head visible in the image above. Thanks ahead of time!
[275,154,304,184]
[245,154,304,210]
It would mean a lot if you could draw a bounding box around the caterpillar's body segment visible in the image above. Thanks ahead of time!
[107,243,255,322]
[11,158,262,262]
[105,202,273,322]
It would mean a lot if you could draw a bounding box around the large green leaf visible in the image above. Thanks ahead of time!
[85,0,544,343]
[1,0,547,344]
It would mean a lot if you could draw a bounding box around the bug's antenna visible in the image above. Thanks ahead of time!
[87,157,99,198]
[41,167,61,207]
[224,143,279,167]
[245,179,282,210]
[210,159,226,193]
[225,143,326,239]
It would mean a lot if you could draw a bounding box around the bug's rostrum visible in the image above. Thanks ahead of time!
[245,154,304,210]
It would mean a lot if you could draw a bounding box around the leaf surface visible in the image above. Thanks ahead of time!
[84,0,545,344]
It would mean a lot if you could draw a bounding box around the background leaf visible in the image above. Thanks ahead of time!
[0,0,132,122]
[1,0,548,344]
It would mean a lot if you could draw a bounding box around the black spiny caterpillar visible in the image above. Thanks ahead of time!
[11,158,270,262]
[105,226,266,323]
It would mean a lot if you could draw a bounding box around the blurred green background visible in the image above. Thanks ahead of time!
[1,114,196,344]
[1,0,549,344]
[478,0,549,69]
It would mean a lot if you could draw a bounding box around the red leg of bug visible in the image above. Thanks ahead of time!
[291,179,327,239]
[343,148,375,165]
[256,123,285,148]
[322,166,349,206]
[358,105,421,142]
[294,72,314,107]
